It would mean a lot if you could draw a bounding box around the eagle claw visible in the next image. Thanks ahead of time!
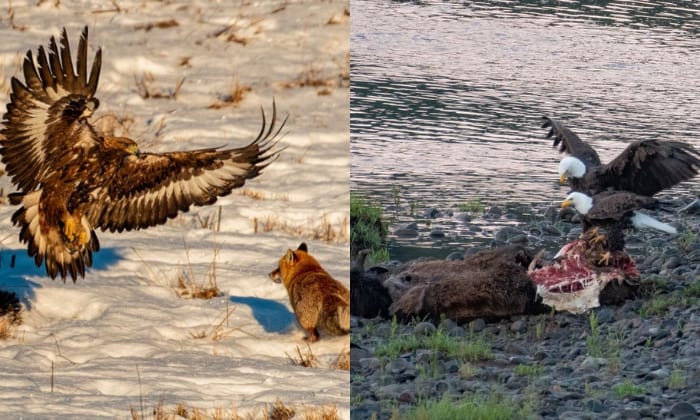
[61,213,88,252]
[597,251,612,267]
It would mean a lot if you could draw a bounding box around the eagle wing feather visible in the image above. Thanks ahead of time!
[541,116,601,168]
[597,139,700,196]
[1,26,101,192]
[87,107,285,233]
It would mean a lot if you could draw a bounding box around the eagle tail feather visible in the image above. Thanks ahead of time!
[630,212,677,234]
[11,190,95,282]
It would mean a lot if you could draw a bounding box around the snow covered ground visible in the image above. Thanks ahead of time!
[0,0,349,418]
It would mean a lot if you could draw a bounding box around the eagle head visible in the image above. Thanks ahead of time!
[104,136,140,155]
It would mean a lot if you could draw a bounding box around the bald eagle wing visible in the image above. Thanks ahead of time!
[541,116,600,168]
[1,27,102,191]
[86,109,285,232]
[586,191,654,220]
[596,139,700,196]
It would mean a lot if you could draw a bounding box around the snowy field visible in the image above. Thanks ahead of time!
[0,0,349,418]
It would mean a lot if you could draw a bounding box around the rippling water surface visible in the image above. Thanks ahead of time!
[351,0,700,259]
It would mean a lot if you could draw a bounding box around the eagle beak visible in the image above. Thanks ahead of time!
[561,199,573,209]
[559,175,568,185]
[126,144,140,155]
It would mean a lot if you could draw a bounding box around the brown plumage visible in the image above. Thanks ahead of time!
[542,117,700,196]
[1,27,286,281]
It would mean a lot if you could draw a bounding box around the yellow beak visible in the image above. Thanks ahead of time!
[559,175,568,185]
[125,144,140,155]
[561,199,573,209]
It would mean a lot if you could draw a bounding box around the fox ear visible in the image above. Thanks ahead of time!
[284,249,298,264]
[297,242,308,252]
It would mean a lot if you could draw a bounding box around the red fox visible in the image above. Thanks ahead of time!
[269,243,350,342]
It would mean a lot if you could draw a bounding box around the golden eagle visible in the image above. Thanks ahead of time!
[1,27,286,281]
[542,117,700,196]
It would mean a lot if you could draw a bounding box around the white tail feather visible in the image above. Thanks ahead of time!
[631,212,677,234]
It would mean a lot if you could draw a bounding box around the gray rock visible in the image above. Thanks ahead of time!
[469,318,486,333]
[414,321,436,336]
[393,222,419,237]
[429,228,445,238]
[669,401,697,418]
[510,319,527,333]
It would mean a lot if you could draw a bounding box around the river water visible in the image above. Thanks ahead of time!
[350,0,700,259]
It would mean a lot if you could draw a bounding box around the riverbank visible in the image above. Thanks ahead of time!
[350,193,700,419]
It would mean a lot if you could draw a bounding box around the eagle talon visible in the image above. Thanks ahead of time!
[60,213,87,250]
[597,251,612,267]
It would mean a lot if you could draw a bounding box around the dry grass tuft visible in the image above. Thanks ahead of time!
[331,347,350,371]
[252,214,349,243]
[269,399,296,420]
[7,1,28,31]
[236,188,289,202]
[0,290,22,340]
[130,399,339,420]
[286,344,319,368]
[136,72,185,100]
[94,110,137,138]
[135,19,179,32]
[175,274,222,300]
[209,77,252,109]
[280,56,349,95]
[173,239,223,300]
[195,206,223,231]
[180,56,192,68]
[280,66,334,90]
[209,18,265,46]
[299,404,341,420]
[188,305,236,342]
[326,8,350,25]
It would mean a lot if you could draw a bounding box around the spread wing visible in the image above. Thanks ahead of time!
[596,140,700,197]
[1,26,102,191]
[541,116,601,168]
[86,105,286,232]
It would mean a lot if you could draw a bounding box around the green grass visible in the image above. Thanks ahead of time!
[350,192,388,263]
[586,311,602,358]
[638,291,695,318]
[669,367,687,389]
[683,280,700,298]
[375,322,492,362]
[513,364,543,378]
[612,381,645,398]
[403,393,523,420]
[458,198,486,214]
[585,311,626,372]
[677,229,697,250]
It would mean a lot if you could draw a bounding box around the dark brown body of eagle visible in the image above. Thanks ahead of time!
[1,27,286,281]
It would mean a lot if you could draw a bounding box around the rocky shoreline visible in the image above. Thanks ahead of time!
[350,194,700,419]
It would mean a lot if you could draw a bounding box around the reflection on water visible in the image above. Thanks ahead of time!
[350,0,700,259]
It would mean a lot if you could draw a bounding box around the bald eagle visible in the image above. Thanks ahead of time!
[561,191,677,255]
[542,117,700,196]
[1,27,286,281]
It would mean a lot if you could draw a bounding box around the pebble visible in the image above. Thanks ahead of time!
[414,321,436,336]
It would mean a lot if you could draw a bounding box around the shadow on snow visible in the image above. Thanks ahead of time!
[229,295,296,334]
[0,247,122,309]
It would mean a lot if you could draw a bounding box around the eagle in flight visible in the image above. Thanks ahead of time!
[1,27,286,281]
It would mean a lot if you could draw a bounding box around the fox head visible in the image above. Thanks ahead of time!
[268,242,308,283]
